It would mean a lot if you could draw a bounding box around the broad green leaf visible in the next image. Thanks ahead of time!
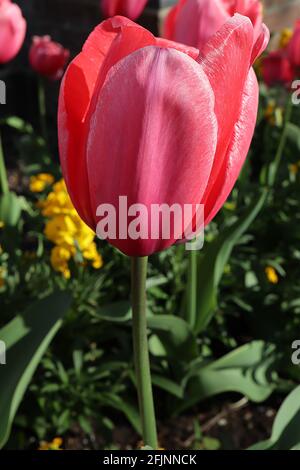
[147,315,198,361]
[175,341,277,415]
[248,439,271,450]
[286,122,300,150]
[0,116,34,134]
[195,190,268,332]
[0,291,71,448]
[94,305,198,359]
[249,385,300,450]
[78,415,93,435]
[101,394,141,434]
[146,276,168,289]
[0,191,22,226]
[94,301,131,322]
[149,334,167,357]
[73,350,83,377]
[151,375,184,399]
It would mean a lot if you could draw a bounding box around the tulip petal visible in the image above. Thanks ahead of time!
[288,20,300,67]
[198,14,254,207]
[0,2,26,63]
[204,68,259,225]
[234,0,263,43]
[102,0,148,20]
[262,50,294,87]
[58,17,154,228]
[251,23,270,63]
[92,16,155,98]
[163,0,187,41]
[87,46,217,256]
[102,0,121,17]
[164,0,229,49]
[155,37,199,60]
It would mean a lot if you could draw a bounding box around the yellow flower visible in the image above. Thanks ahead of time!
[82,243,103,269]
[52,437,63,447]
[0,221,4,229]
[264,101,275,123]
[0,267,5,288]
[253,56,262,78]
[265,266,279,284]
[45,215,78,247]
[23,251,37,260]
[39,437,63,450]
[289,163,299,175]
[39,180,77,218]
[40,179,103,278]
[50,246,72,279]
[29,173,54,193]
[264,101,283,127]
[92,254,103,269]
[224,202,236,211]
[279,28,293,48]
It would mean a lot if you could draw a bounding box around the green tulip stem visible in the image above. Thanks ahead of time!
[187,248,197,327]
[131,256,158,449]
[0,128,9,195]
[38,76,48,145]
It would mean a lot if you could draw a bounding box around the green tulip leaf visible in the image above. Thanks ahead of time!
[147,315,198,361]
[0,291,71,448]
[286,122,300,150]
[195,189,268,333]
[0,191,22,227]
[0,116,34,134]
[175,341,277,415]
[151,375,184,399]
[101,394,141,434]
[94,301,132,322]
[249,385,300,450]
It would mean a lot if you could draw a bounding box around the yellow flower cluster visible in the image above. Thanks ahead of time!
[39,179,103,278]
[265,266,279,284]
[0,266,5,288]
[39,437,63,451]
[29,173,55,193]
[224,201,236,211]
[289,161,300,176]
[264,100,283,127]
[279,28,293,49]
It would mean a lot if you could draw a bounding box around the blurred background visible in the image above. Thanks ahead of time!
[2,0,300,126]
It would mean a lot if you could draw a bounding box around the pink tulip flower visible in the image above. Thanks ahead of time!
[101,0,148,20]
[163,0,263,51]
[29,36,70,80]
[0,0,26,64]
[288,20,300,69]
[58,15,269,256]
[262,50,295,88]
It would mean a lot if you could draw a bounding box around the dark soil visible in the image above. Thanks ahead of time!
[64,396,281,450]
